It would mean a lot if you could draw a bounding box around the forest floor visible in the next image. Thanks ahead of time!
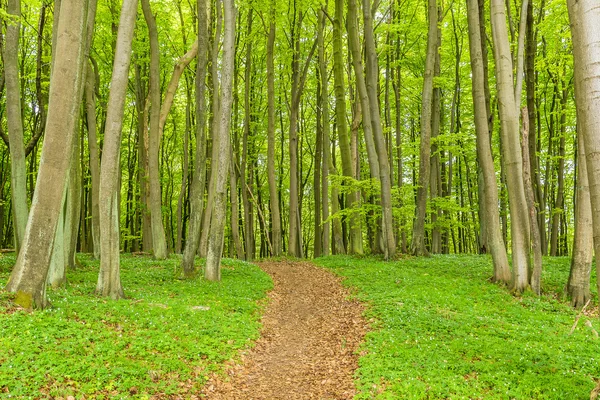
[200,261,368,399]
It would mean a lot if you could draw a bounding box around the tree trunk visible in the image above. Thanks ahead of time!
[466,0,511,283]
[181,0,210,277]
[4,0,29,253]
[411,0,438,256]
[85,63,101,259]
[241,9,254,261]
[566,0,599,308]
[205,0,235,281]
[141,0,168,260]
[333,0,362,255]
[97,0,138,299]
[362,0,396,259]
[318,8,331,257]
[266,1,282,257]
[567,126,593,308]
[490,0,531,293]
[6,0,88,309]
[520,107,543,295]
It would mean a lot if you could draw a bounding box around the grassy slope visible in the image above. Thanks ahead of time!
[316,255,600,400]
[0,254,272,398]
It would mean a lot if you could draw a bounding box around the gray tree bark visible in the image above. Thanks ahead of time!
[97,0,139,299]
[6,0,88,309]
[181,0,210,277]
[411,0,438,256]
[4,0,29,253]
[141,0,168,260]
[205,0,236,281]
[566,0,599,308]
[491,0,531,292]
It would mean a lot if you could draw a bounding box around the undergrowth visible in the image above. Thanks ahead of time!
[0,254,272,398]
[316,254,600,400]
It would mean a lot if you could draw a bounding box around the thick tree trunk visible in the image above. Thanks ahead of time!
[181,0,210,277]
[6,0,88,309]
[205,0,235,281]
[466,0,510,282]
[411,0,438,256]
[97,0,138,299]
[566,0,599,308]
[491,0,531,293]
[141,0,168,260]
[567,128,593,308]
[4,0,29,253]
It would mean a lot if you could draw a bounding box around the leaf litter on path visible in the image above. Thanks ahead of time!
[200,261,368,399]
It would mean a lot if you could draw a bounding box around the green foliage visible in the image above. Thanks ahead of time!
[316,255,600,399]
[0,254,272,398]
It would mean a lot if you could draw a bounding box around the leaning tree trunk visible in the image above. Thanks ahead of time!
[97,0,139,299]
[490,0,531,293]
[5,0,88,309]
[411,0,438,256]
[566,0,599,308]
[466,0,511,283]
[205,0,236,281]
[4,0,29,253]
[181,0,210,278]
[141,0,168,260]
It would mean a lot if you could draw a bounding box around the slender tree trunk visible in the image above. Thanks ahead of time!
[333,0,362,255]
[318,7,331,257]
[141,0,168,260]
[205,0,235,281]
[85,63,101,259]
[520,107,543,294]
[266,2,282,257]
[181,0,210,277]
[97,0,138,299]
[411,0,438,256]
[6,0,88,309]
[566,0,600,308]
[4,0,29,253]
[491,0,531,292]
[241,9,254,261]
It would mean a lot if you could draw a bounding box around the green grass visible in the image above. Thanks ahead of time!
[315,254,600,400]
[0,253,272,398]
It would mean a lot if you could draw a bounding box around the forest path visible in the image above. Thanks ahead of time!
[200,261,368,399]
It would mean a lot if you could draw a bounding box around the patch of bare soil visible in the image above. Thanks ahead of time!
[201,261,367,399]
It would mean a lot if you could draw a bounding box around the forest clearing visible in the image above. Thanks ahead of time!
[3,0,600,397]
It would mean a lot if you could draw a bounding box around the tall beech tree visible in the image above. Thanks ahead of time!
[490,0,531,292]
[97,0,139,299]
[205,0,236,281]
[567,0,600,307]
[5,0,89,309]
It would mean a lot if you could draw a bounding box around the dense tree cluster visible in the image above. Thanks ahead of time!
[1,0,599,308]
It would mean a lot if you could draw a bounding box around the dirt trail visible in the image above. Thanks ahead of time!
[201,261,367,399]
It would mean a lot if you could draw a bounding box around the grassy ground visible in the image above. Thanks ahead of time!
[0,254,272,398]
[316,255,600,400]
